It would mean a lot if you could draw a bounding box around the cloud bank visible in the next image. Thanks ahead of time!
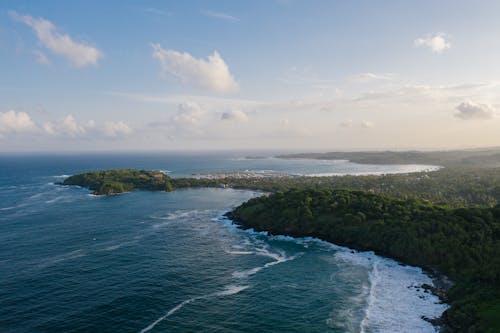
[0,111,131,139]
[152,44,239,94]
[10,11,103,67]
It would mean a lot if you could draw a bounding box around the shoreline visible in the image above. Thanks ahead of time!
[224,210,451,331]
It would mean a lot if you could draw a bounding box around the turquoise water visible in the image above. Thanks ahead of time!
[0,154,446,332]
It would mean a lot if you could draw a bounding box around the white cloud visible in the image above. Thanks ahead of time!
[42,115,133,138]
[103,121,133,137]
[0,111,36,135]
[32,49,49,64]
[220,110,248,122]
[151,44,239,94]
[454,101,496,120]
[172,102,207,127]
[43,115,86,137]
[202,10,239,22]
[349,72,397,83]
[11,11,103,67]
[414,33,451,53]
[361,120,375,128]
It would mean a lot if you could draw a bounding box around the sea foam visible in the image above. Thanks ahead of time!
[139,285,249,333]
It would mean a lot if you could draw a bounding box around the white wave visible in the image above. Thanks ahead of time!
[214,284,249,296]
[52,174,72,178]
[225,250,254,255]
[45,196,67,204]
[151,210,202,221]
[139,285,249,333]
[29,192,46,199]
[232,247,299,279]
[347,256,448,333]
[360,260,381,333]
[37,249,86,269]
[0,204,23,211]
[102,241,135,251]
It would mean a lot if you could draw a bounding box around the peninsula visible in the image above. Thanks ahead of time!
[61,169,174,195]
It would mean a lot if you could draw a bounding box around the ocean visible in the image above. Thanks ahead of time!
[0,153,447,332]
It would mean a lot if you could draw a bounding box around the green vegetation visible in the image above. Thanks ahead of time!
[229,189,500,332]
[172,167,500,207]
[62,169,174,195]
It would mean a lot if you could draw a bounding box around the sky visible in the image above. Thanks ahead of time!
[1,0,500,152]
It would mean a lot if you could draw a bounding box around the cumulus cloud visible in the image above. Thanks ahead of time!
[41,115,131,138]
[10,11,103,67]
[454,101,496,120]
[414,33,451,53]
[349,73,397,83]
[220,110,248,122]
[102,121,133,137]
[0,111,36,135]
[43,115,87,137]
[0,110,132,140]
[151,44,239,94]
[172,102,207,127]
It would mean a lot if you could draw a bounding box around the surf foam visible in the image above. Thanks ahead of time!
[139,285,249,333]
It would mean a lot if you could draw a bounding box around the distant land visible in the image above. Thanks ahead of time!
[277,147,500,168]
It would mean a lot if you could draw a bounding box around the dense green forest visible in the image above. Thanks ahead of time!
[62,169,174,195]
[229,189,500,332]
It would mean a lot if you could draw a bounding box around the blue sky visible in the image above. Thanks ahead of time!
[1,0,500,151]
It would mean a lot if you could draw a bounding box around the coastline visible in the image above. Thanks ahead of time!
[224,210,451,331]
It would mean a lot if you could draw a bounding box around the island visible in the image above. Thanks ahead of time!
[60,166,500,331]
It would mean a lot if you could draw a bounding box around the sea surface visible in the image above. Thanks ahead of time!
[0,153,447,332]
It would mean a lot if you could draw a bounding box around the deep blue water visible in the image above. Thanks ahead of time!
[0,153,446,332]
